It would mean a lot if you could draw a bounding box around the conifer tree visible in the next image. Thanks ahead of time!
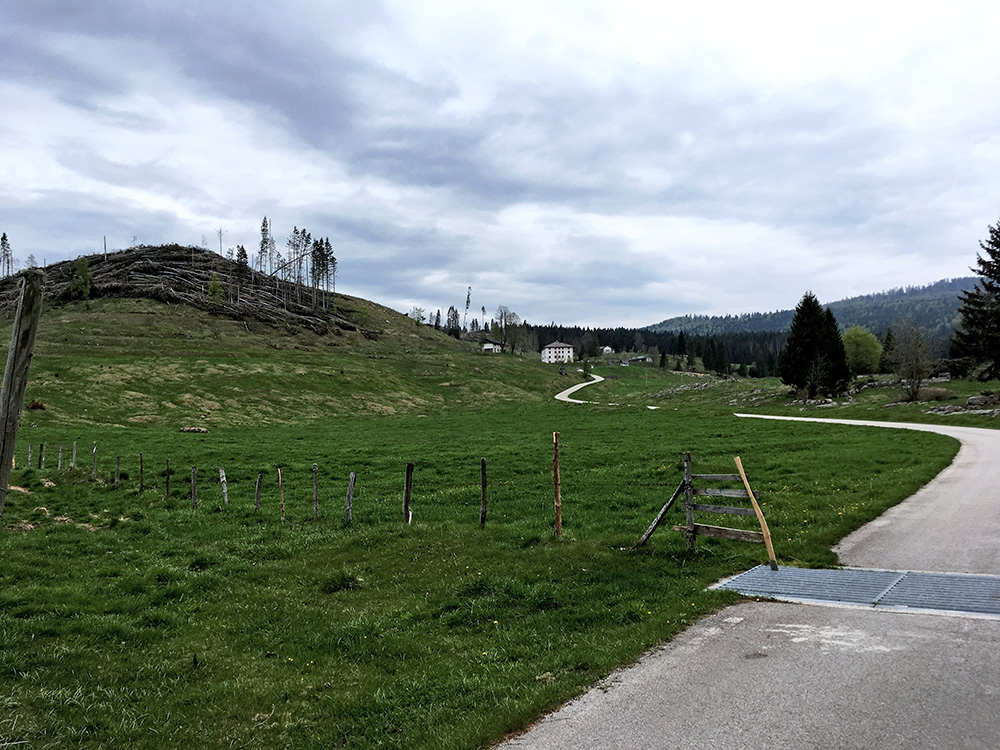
[0,233,11,276]
[951,217,1000,379]
[779,292,849,398]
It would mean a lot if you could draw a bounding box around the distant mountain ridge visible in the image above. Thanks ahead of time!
[648,278,978,343]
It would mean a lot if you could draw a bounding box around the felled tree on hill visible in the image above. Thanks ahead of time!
[951,217,1000,379]
[779,292,850,398]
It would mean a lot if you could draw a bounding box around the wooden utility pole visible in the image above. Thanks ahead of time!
[0,271,44,519]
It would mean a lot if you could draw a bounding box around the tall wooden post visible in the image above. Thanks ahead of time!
[312,463,319,520]
[58,444,63,471]
[479,458,488,529]
[684,452,695,552]
[254,473,262,511]
[345,472,356,524]
[0,270,44,519]
[403,462,414,524]
[553,432,562,537]
[92,442,97,480]
[72,441,77,469]
[115,456,121,489]
[191,466,198,508]
[220,468,228,506]
[38,443,44,469]
[278,468,285,521]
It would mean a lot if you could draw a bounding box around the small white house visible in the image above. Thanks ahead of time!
[600,346,614,355]
[481,339,503,354]
[541,341,574,364]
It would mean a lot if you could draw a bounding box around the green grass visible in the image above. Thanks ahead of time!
[0,301,969,748]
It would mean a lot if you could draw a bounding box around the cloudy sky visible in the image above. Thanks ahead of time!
[2,1,999,327]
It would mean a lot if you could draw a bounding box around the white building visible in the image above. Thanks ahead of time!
[541,341,574,364]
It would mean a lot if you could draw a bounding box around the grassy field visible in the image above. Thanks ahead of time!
[0,299,976,749]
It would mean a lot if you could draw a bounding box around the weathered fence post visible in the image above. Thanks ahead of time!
[58,444,63,471]
[27,445,31,468]
[92,442,97,480]
[38,443,44,470]
[191,466,198,509]
[220,468,228,506]
[553,432,562,537]
[278,468,285,521]
[0,270,43,519]
[403,462,414,524]
[254,473,262,511]
[345,472,356,524]
[684,452,695,552]
[72,441,77,469]
[312,463,319,520]
[115,456,121,489]
[479,458,488,529]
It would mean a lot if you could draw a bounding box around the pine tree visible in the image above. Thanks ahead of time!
[951,218,1000,379]
[779,292,850,398]
[0,233,10,276]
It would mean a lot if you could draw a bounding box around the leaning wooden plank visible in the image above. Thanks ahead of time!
[637,482,686,546]
[691,503,758,516]
[735,456,778,570]
[673,523,765,544]
[694,488,756,498]
[691,474,742,481]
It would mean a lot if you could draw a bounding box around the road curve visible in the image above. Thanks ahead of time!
[553,374,605,403]
[735,413,1000,575]
[496,413,1000,750]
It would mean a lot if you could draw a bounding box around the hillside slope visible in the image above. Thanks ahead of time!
[0,249,578,428]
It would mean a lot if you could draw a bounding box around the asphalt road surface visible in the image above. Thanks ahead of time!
[497,416,1000,749]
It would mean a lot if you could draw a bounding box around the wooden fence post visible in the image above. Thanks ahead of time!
[312,463,319,520]
[92,442,97,480]
[115,456,121,489]
[191,466,198,509]
[479,458,487,529]
[278,468,285,521]
[27,445,31,468]
[58,444,63,471]
[553,432,562,537]
[345,472,356,524]
[0,270,44,519]
[403,462,414,524]
[255,473,262,511]
[220,468,228,506]
[38,443,44,470]
[72,441,77,469]
[684,452,695,552]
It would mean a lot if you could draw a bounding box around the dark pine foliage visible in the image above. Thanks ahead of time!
[779,292,850,398]
[951,218,1000,379]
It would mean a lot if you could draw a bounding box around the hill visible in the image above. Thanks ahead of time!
[0,245,576,427]
[648,278,978,342]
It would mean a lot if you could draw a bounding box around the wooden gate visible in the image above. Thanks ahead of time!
[639,452,777,570]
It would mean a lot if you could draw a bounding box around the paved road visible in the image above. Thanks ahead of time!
[553,374,604,404]
[497,416,1000,749]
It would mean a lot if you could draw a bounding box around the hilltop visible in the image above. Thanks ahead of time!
[0,245,576,428]
[648,278,977,341]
